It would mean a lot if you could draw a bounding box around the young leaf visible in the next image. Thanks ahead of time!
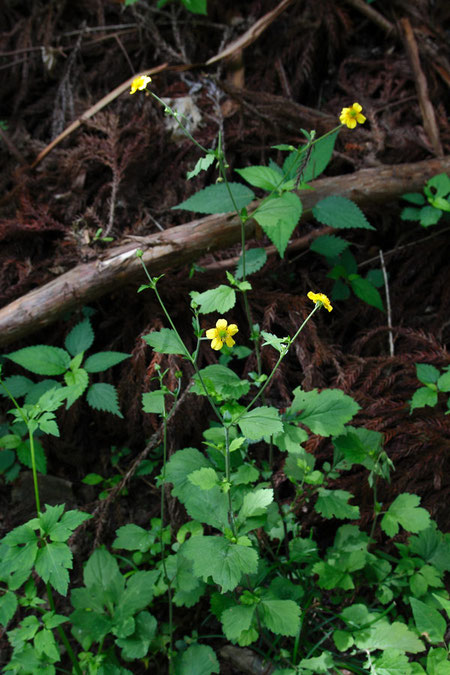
[84,351,130,373]
[315,488,360,520]
[298,652,335,674]
[142,328,187,356]
[113,524,154,552]
[253,192,302,258]
[25,380,62,405]
[221,603,256,642]
[290,387,360,437]
[191,365,250,401]
[183,535,258,592]
[354,619,425,653]
[415,363,440,385]
[188,467,220,490]
[173,182,255,214]
[235,247,267,279]
[238,406,283,440]
[238,488,273,522]
[116,610,157,661]
[381,493,431,537]
[0,590,18,627]
[193,285,236,314]
[166,448,211,503]
[313,196,374,230]
[350,275,384,311]
[86,383,123,418]
[402,192,425,205]
[65,319,94,356]
[6,346,71,376]
[64,368,89,408]
[410,386,438,411]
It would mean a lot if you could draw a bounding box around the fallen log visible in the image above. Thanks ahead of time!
[0,155,449,348]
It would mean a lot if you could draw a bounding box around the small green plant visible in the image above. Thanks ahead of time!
[1,314,130,418]
[401,172,450,228]
[410,363,450,413]
[124,0,207,15]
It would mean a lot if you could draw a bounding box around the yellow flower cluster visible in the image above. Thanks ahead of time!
[130,75,151,95]
[339,102,366,129]
[307,291,333,312]
[206,319,239,350]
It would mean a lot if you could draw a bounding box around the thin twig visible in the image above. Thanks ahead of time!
[379,249,394,357]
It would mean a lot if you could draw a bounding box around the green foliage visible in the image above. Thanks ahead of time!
[173,182,254,214]
[142,327,187,356]
[313,194,375,230]
[401,173,450,227]
[410,363,450,413]
[252,192,302,257]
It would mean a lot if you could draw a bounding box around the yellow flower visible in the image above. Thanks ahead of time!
[206,319,239,350]
[307,291,333,312]
[339,102,366,129]
[130,75,151,95]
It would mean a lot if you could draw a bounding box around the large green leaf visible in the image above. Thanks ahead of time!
[259,598,300,637]
[183,536,258,592]
[283,130,339,183]
[116,611,157,660]
[84,351,130,373]
[35,542,72,595]
[253,192,302,257]
[313,196,375,230]
[354,618,425,653]
[191,364,250,401]
[142,328,187,356]
[315,488,360,520]
[175,643,220,675]
[6,346,71,376]
[86,383,123,418]
[173,182,254,214]
[238,406,283,440]
[410,597,446,644]
[221,604,256,642]
[290,387,360,437]
[193,285,236,314]
[381,493,431,537]
[65,319,95,356]
[235,165,285,191]
[235,247,267,279]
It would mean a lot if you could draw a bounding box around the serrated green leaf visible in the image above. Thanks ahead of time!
[350,275,384,310]
[315,488,360,519]
[313,195,374,230]
[6,346,71,376]
[118,570,158,618]
[333,629,354,652]
[221,603,256,641]
[116,610,157,660]
[175,643,220,675]
[235,247,267,279]
[238,488,273,522]
[259,598,300,636]
[191,364,250,401]
[235,165,285,191]
[142,390,165,414]
[401,206,421,221]
[65,319,94,356]
[84,351,130,373]
[180,0,207,15]
[186,153,215,180]
[426,173,450,197]
[0,375,33,399]
[282,130,338,182]
[354,618,425,653]
[166,448,211,502]
[381,493,431,537]
[183,536,258,592]
[253,192,302,257]
[310,234,350,258]
[173,182,254,214]
[366,268,385,288]
[410,597,446,644]
[410,386,438,411]
[64,368,89,408]
[402,192,425,205]
[142,328,187,356]
[0,448,15,473]
[188,467,220,490]
[82,547,124,603]
[298,652,334,673]
[437,371,450,392]
[426,647,450,675]
[261,331,288,354]
[16,438,47,474]
[371,648,414,675]
[24,379,62,405]
[113,524,153,552]
[86,383,123,418]
[416,363,440,385]
[34,626,60,661]
[0,589,18,627]
[194,285,236,314]
[419,205,441,227]
[238,406,283,440]
[290,386,360,437]
[35,542,72,595]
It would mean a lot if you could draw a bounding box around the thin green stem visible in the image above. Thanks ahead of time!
[150,92,209,155]
[224,426,236,537]
[28,430,41,516]
[46,582,82,675]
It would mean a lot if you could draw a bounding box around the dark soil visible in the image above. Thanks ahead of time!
[0,0,449,672]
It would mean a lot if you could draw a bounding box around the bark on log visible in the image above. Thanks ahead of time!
[0,156,449,348]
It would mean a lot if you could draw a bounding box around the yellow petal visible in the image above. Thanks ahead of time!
[216,318,228,330]
[356,113,366,124]
[206,328,218,339]
[227,324,239,336]
[347,118,357,129]
[352,102,362,113]
[225,336,236,348]
[211,337,223,350]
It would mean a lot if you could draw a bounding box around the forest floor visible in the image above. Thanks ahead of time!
[0,0,449,672]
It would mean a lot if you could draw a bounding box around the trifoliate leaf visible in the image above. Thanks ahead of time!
[6,346,71,376]
[381,493,431,537]
[173,182,255,214]
[86,383,123,418]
